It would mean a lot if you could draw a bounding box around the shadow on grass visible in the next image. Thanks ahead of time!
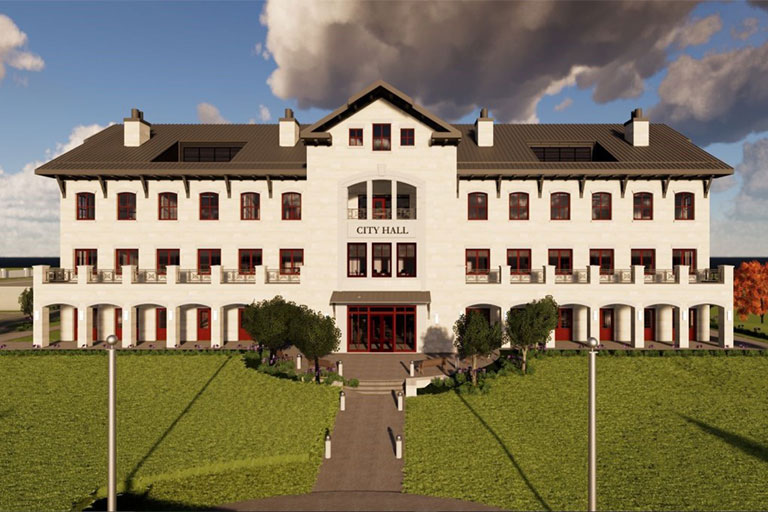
[84,490,221,511]
[123,356,233,490]
[680,414,768,463]
[456,393,551,511]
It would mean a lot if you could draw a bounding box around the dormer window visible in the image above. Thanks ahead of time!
[349,128,363,146]
[154,142,244,162]
[373,124,391,151]
[531,143,616,162]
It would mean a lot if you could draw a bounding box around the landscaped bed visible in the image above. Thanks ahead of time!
[0,352,338,510]
[404,354,768,511]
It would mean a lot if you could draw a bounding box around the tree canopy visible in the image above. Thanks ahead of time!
[505,296,559,374]
[734,261,768,323]
[291,305,341,382]
[241,296,299,356]
[453,310,503,385]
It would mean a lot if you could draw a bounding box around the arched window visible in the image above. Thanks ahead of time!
[509,192,529,220]
[468,192,488,220]
[117,192,136,220]
[241,192,260,220]
[199,192,219,220]
[633,192,653,220]
[675,192,694,220]
[282,192,301,220]
[158,192,178,220]
[550,192,570,220]
[76,192,95,220]
[591,192,611,220]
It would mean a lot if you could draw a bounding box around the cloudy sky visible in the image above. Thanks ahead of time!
[1,0,767,257]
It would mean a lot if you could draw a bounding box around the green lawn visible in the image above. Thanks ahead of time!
[0,353,338,510]
[8,321,61,342]
[404,355,768,510]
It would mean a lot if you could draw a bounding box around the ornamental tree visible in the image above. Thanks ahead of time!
[18,287,33,322]
[291,305,341,382]
[453,311,503,385]
[505,296,559,374]
[241,296,299,361]
[734,261,768,323]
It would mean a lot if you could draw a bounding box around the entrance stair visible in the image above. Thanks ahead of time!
[351,379,404,396]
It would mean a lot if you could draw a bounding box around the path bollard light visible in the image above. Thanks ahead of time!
[324,433,332,459]
[296,353,302,370]
[587,336,599,512]
[340,391,346,411]
[337,360,343,377]
[409,360,415,377]
[397,390,403,412]
[105,334,119,512]
[395,434,403,459]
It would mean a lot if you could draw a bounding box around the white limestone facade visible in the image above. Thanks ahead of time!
[33,82,734,351]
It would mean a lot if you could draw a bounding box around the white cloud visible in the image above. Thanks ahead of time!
[252,42,271,60]
[0,123,108,257]
[554,97,573,112]
[0,14,44,82]
[731,17,759,41]
[672,14,722,49]
[258,104,271,122]
[196,102,229,124]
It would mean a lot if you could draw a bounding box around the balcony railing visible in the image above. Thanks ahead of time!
[89,269,122,283]
[396,208,417,220]
[599,269,633,284]
[266,267,301,283]
[134,269,166,284]
[554,269,589,283]
[178,269,211,284]
[466,266,502,284]
[645,269,676,284]
[45,268,76,283]
[510,269,545,284]
[222,269,257,283]
[691,269,721,283]
[347,208,367,220]
[372,208,391,219]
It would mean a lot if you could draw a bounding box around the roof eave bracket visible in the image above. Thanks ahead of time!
[56,176,66,199]
[620,176,628,199]
[661,176,671,198]
[225,176,231,199]
[98,176,108,198]
[140,176,149,199]
[537,176,544,199]
[578,177,586,199]
[703,176,713,198]
[182,176,190,199]
[267,176,273,198]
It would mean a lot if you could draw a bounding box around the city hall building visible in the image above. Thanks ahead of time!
[32,81,734,351]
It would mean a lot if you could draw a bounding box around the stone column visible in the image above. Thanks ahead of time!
[77,305,94,348]
[121,307,137,348]
[588,306,600,342]
[588,265,600,285]
[366,180,373,219]
[657,306,673,342]
[616,305,632,343]
[211,306,224,348]
[718,306,734,348]
[33,306,50,348]
[166,306,180,349]
[61,305,76,342]
[632,265,646,285]
[677,307,689,348]
[632,306,645,349]
[544,265,556,284]
[696,305,710,344]
[574,306,588,342]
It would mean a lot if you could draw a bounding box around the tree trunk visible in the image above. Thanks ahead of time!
[522,347,528,375]
[314,356,321,383]
[472,354,478,386]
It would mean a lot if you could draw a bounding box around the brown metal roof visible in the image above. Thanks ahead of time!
[329,291,431,305]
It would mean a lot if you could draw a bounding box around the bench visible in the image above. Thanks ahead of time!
[416,357,447,375]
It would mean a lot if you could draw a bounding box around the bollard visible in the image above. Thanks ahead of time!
[296,353,302,370]
[395,434,403,459]
[409,360,415,377]
[340,391,346,411]
[325,433,332,459]
[397,390,403,412]
[337,360,343,377]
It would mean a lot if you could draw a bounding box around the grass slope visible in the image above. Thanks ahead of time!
[0,353,338,510]
[404,356,768,511]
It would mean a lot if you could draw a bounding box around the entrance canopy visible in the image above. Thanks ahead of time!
[330,291,431,305]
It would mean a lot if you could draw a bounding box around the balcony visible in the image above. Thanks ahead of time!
[554,269,589,283]
[88,269,122,284]
[177,269,211,284]
[44,268,76,283]
[134,269,167,284]
[691,268,720,283]
[599,269,633,284]
[509,269,545,284]
[222,269,256,283]
[644,269,677,284]
[466,266,502,284]
[266,267,300,284]
[347,208,368,220]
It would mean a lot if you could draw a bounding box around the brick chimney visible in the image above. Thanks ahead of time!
[123,108,151,147]
[624,108,649,147]
[279,108,300,147]
[475,107,493,147]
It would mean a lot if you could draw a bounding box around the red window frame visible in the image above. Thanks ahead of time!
[397,243,416,277]
[675,192,695,220]
[372,123,391,151]
[633,192,653,220]
[197,249,221,275]
[349,128,363,146]
[279,249,303,275]
[673,249,697,273]
[509,192,529,220]
[347,305,417,353]
[238,249,262,274]
[589,249,614,275]
[74,249,98,269]
[282,192,301,220]
[240,192,260,220]
[400,128,414,146]
[507,249,531,274]
[468,192,488,220]
[117,192,136,220]
[466,249,490,275]
[591,192,611,220]
[158,192,178,220]
[156,249,180,275]
[551,192,570,220]
[347,243,367,278]
[199,192,219,220]
[115,249,138,274]
[76,192,95,220]
[548,249,572,274]
[631,249,656,274]
[372,243,392,277]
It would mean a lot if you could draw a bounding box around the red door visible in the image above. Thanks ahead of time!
[600,309,614,341]
[370,311,394,352]
[74,307,78,342]
[373,196,388,219]
[92,307,98,341]
[115,308,123,340]
[555,308,573,341]
[237,308,250,341]
[197,308,211,341]
[156,308,167,341]
[689,308,697,342]
[644,308,655,341]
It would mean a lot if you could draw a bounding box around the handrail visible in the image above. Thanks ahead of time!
[223,269,256,283]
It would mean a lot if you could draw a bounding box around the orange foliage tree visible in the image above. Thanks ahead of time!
[734,261,768,323]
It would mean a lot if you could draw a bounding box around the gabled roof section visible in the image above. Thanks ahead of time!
[300,80,461,146]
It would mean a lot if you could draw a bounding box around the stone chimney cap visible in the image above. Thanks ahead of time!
[623,107,648,125]
[124,108,150,125]
[280,108,297,122]
[480,107,488,118]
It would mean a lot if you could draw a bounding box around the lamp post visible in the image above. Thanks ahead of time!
[587,336,598,512]
[105,334,118,512]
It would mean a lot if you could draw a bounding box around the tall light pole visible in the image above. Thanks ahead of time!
[587,336,598,512]
[105,334,118,512]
